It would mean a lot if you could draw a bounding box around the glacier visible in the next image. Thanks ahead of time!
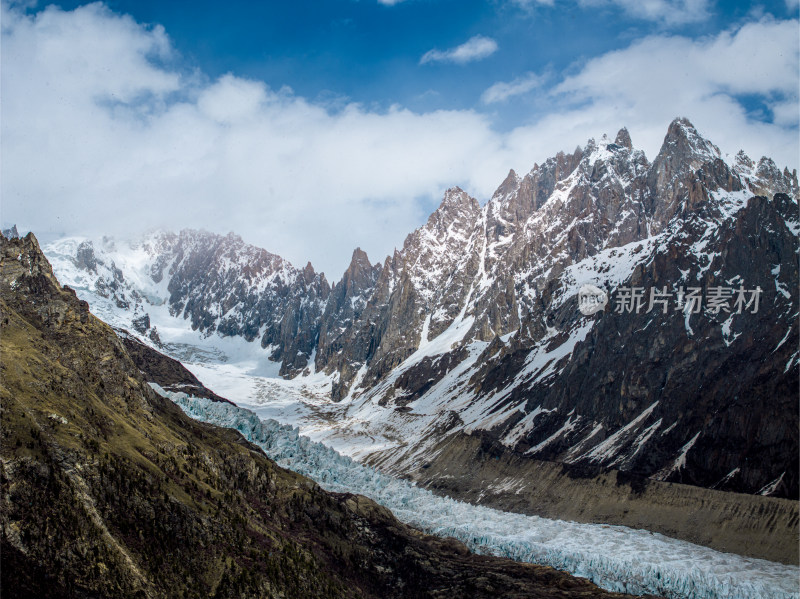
[157,387,799,599]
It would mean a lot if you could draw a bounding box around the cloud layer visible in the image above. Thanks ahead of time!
[2,3,797,276]
[513,0,711,24]
[482,72,545,104]
[420,35,499,65]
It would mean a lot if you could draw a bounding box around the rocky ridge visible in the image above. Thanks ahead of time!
[47,230,331,375]
[40,118,799,501]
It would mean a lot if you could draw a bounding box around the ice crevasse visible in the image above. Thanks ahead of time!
[158,388,799,599]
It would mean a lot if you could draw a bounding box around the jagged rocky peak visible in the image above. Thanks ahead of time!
[734,149,755,175]
[582,137,604,165]
[655,117,722,170]
[424,186,481,232]
[1,224,20,239]
[75,240,98,272]
[347,246,372,274]
[756,156,783,181]
[493,147,584,229]
[579,129,649,188]
[614,127,633,150]
[314,247,383,380]
[486,170,523,239]
[752,156,799,196]
[646,117,740,230]
[492,169,522,202]
[402,187,482,283]
[582,129,639,167]
[164,228,299,287]
[2,232,56,284]
[342,247,381,290]
[301,260,321,285]
[556,146,585,176]
[394,186,483,284]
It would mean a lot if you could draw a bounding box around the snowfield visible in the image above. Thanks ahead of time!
[156,387,799,599]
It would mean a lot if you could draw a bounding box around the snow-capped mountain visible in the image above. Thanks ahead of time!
[42,118,799,502]
[46,229,330,374]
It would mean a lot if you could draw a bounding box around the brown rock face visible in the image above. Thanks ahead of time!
[466,193,798,498]
[316,247,383,397]
[311,118,799,500]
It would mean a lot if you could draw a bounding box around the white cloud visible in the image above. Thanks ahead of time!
[1,5,507,275]
[587,0,711,25]
[197,75,269,124]
[514,0,711,24]
[1,4,798,277]
[772,100,800,127]
[511,0,555,7]
[420,35,498,65]
[543,17,799,163]
[482,72,544,104]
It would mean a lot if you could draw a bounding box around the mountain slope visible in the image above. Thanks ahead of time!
[47,229,331,375]
[1,232,631,598]
[322,118,799,500]
[40,118,799,502]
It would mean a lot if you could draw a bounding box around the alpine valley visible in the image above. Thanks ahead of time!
[13,118,799,595]
[3,231,648,599]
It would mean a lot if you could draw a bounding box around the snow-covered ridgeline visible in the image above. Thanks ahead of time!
[159,388,799,599]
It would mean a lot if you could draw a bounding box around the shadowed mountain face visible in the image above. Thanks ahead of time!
[41,118,799,501]
[1,233,637,599]
[115,327,234,405]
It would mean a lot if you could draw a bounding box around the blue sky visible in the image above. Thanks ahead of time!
[2,0,799,275]
[45,0,798,126]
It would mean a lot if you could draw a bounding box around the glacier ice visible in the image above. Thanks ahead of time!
[158,387,799,599]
